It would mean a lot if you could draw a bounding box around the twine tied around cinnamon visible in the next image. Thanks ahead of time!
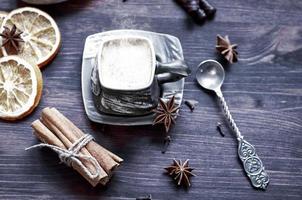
[25,134,101,180]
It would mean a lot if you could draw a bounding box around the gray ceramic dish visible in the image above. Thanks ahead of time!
[82,30,186,125]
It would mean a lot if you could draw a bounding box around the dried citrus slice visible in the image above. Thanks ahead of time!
[0,56,43,120]
[0,11,8,57]
[1,7,61,68]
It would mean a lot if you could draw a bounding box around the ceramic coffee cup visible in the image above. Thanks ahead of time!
[91,35,190,116]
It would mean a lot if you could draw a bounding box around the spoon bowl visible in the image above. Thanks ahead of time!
[196,60,225,92]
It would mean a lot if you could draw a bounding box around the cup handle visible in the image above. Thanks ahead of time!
[156,60,191,84]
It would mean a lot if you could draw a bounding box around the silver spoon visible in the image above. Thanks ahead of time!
[196,60,269,189]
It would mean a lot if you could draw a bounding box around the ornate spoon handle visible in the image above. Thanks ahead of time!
[216,90,269,189]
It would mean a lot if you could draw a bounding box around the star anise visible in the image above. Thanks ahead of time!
[153,96,179,133]
[164,159,196,187]
[216,34,238,63]
[0,24,24,52]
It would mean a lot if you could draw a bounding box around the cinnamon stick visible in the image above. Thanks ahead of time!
[30,107,123,187]
[32,120,66,149]
[31,120,108,186]
[40,108,109,185]
[41,115,93,163]
[40,117,72,148]
[40,115,102,177]
[51,108,123,168]
[42,107,123,175]
[51,107,123,164]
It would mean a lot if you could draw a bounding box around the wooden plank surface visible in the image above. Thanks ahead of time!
[0,0,301,199]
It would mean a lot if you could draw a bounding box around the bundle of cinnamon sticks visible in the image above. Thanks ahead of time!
[30,107,123,187]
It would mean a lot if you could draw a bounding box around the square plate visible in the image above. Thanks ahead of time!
[81,30,185,126]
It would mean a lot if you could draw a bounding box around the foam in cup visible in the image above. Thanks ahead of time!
[99,37,153,90]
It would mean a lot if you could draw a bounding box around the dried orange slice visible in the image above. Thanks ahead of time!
[0,11,7,57]
[0,56,43,120]
[1,7,61,68]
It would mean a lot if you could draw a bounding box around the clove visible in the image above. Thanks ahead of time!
[216,122,225,137]
[185,100,199,112]
[162,135,171,154]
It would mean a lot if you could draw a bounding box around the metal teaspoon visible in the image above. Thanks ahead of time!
[196,60,269,189]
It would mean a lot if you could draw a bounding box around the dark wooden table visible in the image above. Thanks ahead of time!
[0,0,301,199]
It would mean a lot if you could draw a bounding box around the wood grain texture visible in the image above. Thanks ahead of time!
[0,0,301,199]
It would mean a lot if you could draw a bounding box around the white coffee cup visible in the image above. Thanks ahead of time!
[91,35,190,116]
